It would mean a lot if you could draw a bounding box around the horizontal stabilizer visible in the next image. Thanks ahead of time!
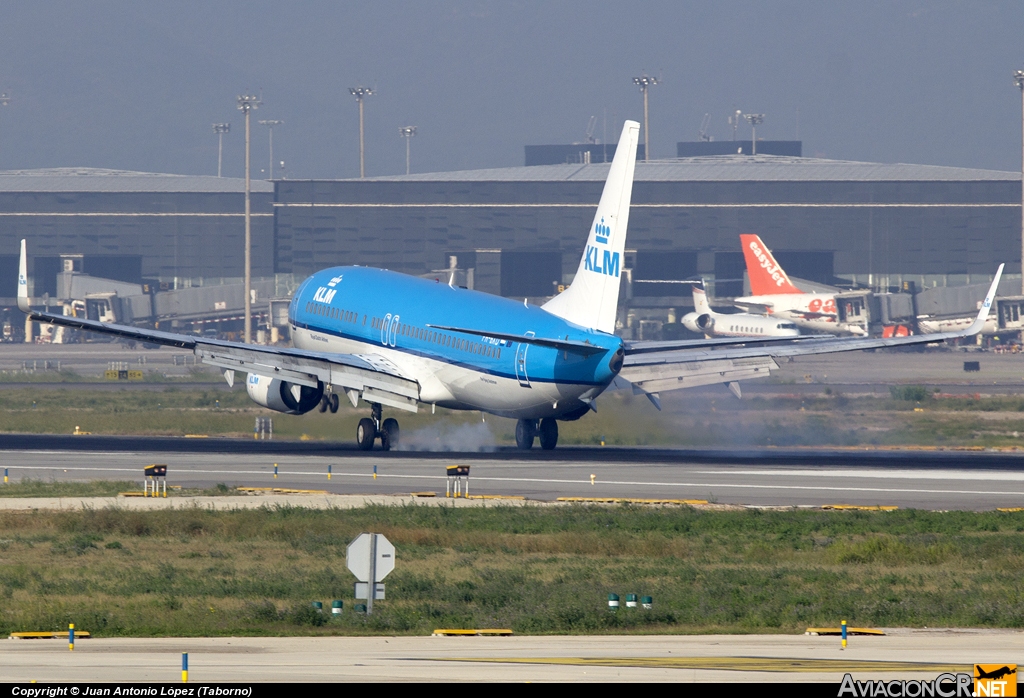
[426,324,608,356]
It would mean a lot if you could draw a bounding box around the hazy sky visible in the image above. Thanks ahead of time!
[0,1,1022,178]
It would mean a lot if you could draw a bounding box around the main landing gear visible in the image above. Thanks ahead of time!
[515,418,558,451]
[356,402,400,451]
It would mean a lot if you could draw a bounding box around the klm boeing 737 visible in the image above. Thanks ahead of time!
[16,121,1004,451]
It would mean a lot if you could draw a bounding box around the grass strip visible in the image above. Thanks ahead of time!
[0,480,240,498]
[1,504,1023,636]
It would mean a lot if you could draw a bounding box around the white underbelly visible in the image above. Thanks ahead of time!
[291,326,592,418]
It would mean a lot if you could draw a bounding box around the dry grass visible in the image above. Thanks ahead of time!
[1,504,1023,636]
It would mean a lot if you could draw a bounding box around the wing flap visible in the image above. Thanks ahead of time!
[621,356,778,393]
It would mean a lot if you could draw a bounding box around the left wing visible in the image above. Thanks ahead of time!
[16,241,420,412]
[620,265,1003,397]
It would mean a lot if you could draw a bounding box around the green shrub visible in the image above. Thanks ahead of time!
[890,385,932,402]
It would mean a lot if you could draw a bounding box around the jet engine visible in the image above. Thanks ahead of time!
[245,373,324,415]
[681,312,713,333]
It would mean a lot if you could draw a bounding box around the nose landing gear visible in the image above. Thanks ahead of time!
[356,403,400,451]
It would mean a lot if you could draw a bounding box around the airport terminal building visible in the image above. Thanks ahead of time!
[275,155,1020,302]
[0,155,1019,333]
[0,167,274,298]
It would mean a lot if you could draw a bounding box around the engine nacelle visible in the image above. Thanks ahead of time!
[246,373,324,415]
[681,312,713,333]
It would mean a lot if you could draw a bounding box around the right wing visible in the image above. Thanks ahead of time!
[620,265,1003,396]
[17,241,420,412]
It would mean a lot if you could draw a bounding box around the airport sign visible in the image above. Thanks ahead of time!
[346,532,395,583]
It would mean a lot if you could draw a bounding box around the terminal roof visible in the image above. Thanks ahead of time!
[0,167,275,193]
[355,155,1019,184]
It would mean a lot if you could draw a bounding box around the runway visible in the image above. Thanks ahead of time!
[4,438,1024,509]
[0,632,1018,683]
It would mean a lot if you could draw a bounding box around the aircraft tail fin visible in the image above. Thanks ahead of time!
[692,285,712,314]
[17,239,29,312]
[542,120,640,333]
[740,234,803,296]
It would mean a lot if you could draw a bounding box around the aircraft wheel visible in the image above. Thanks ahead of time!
[356,418,376,450]
[515,419,536,450]
[538,418,558,450]
[329,393,339,413]
[382,418,400,449]
[318,397,329,413]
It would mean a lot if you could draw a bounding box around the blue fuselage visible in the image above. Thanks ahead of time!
[287,267,623,418]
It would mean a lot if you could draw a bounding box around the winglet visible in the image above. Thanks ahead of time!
[964,263,1003,337]
[17,239,29,313]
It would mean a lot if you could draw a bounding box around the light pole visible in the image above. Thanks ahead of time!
[632,75,658,161]
[1016,70,1024,294]
[743,113,764,155]
[258,120,283,180]
[349,87,373,178]
[729,109,741,141]
[237,94,261,344]
[0,92,11,169]
[398,126,416,175]
[212,123,230,177]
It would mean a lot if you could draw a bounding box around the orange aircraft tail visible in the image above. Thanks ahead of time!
[740,234,803,296]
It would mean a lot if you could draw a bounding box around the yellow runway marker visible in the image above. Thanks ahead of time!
[439,657,969,673]
[557,497,709,505]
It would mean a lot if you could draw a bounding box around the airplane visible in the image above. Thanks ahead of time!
[15,121,1004,451]
[917,313,998,336]
[975,666,1016,681]
[734,234,868,336]
[681,284,801,339]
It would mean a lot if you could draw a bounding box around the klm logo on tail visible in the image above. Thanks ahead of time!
[584,247,620,277]
[585,217,619,277]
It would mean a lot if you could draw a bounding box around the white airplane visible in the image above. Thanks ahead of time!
[734,234,867,336]
[16,121,1004,450]
[681,285,800,339]
[917,315,998,336]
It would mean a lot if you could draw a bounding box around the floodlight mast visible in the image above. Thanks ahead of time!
[743,113,764,155]
[632,75,657,161]
[399,126,416,175]
[237,94,261,344]
[0,91,11,168]
[258,120,283,180]
[349,87,373,178]
[1016,70,1024,294]
[212,123,230,178]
